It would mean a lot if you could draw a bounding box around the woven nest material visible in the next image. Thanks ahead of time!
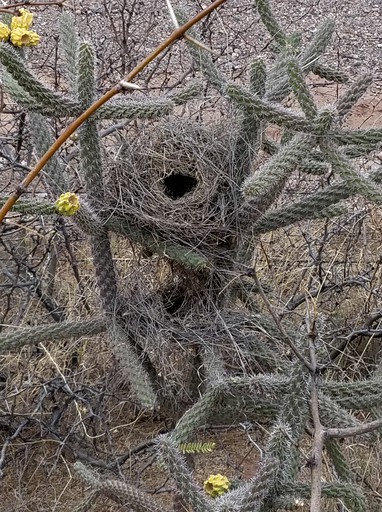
[119,264,280,375]
[105,119,238,248]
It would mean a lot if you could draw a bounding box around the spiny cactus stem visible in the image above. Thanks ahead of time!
[0,85,119,223]
[0,0,227,223]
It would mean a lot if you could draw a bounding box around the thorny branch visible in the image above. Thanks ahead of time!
[325,418,382,439]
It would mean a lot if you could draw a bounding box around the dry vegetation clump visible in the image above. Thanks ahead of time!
[105,119,238,251]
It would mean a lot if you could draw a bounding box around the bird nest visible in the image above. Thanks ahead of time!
[105,119,238,249]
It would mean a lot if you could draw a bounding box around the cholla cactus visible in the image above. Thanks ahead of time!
[10,27,40,47]
[1,1,382,511]
[1,8,40,47]
[10,8,34,30]
[55,192,80,216]
[0,22,10,41]
[204,474,231,497]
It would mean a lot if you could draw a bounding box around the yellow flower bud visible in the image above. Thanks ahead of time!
[0,22,10,42]
[11,8,34,30]
[10,28,40,47]
[203,474,230,498]
[55,192,80,216]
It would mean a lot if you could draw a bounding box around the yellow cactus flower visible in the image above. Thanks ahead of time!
[11,8,34,30]
[55,192,80,216]
[10,28,40,47]
[203,474,230,498]
[0,22,11,42]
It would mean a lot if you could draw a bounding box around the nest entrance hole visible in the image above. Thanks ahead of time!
[162,285,188,315]
[163,173,198,199]
[165,295,185,315]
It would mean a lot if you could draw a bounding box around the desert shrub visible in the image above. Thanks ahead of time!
[1,0,382,510]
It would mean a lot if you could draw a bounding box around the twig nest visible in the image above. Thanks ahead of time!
[105,119,237,248]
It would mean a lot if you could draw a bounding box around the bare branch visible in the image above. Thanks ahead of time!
[325,418,382,439]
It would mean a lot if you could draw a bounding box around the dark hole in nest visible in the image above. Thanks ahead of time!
[164,294,186,315]
[163,173,198,199]
[162,285,189,315]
